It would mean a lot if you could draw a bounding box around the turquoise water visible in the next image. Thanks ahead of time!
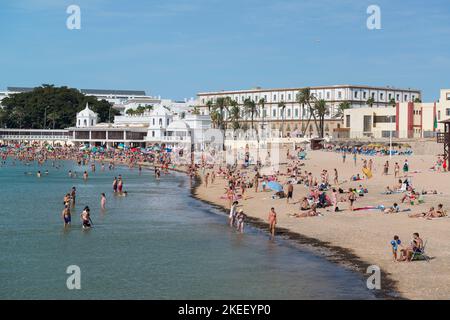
[0,160,375,299]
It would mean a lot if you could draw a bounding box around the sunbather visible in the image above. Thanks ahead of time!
[409,207,434,218]
[399,233,423,262]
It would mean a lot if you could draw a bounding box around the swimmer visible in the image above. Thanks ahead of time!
[37,171,41,178]
[101,193,106,210]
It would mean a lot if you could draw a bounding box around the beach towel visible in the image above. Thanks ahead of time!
[362,168,373,179]
[353,205,384,211]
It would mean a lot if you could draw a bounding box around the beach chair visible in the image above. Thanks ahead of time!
[411,240,430,262]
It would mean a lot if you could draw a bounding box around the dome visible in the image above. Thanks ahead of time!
[152,105,171,116]
[77,103,98,118]
[167,120,190,131]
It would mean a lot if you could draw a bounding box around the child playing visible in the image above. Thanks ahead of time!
[390,235,403,261]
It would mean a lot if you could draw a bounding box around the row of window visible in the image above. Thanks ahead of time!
[353,91,416,102]
[151,118,171,126]
[202,90,418,104]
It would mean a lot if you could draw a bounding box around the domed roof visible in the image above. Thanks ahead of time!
[152,105,172,116]
[167,120,190,131]
[77,103,98,118]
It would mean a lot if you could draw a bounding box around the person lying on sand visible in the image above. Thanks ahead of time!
[409,207,435,218]
[436,204,447,217]
[384,203,400,214]
[291,204,321,218]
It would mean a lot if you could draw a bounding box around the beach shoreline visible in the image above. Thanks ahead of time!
[187,149,450,300]
[189,174,402,300]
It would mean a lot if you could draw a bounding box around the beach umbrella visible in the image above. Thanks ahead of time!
[267,181,283,192]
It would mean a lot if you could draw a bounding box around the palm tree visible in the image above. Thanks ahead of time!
[191,106,200,115]
[296,88,320,136]
[389,98,396,108]
[366,97,375,108]
[210,108,221,129]
[277,101,286,137]
[314,99,329,138]
[136,105,147,115]
[215,97,228,130]
[126,109,136,116]
[145,105,154,113]
[205,100,213,114]
[229,104,241,134]
[336,101,351,120]
[414,97,422,103]
[244,98,258,132]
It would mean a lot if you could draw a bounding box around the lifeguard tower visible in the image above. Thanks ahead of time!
[437,119,450,167]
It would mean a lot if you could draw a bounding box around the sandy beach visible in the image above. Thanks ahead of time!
[193,150,450,300]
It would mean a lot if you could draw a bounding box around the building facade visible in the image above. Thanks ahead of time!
[197,85,421,137]
[343,89,450,139]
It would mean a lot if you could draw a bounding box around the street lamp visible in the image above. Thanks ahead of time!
[389,114,394,159]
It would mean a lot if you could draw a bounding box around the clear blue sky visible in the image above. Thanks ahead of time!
[0,0,449,101]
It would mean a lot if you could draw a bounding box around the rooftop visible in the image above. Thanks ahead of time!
[197,85,422,96]
[5,87,147,96]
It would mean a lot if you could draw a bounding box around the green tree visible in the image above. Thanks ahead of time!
[229,104,241,133]
[0,85,119,128]
[314,99,329,138]
[336,101,351,119]
[244,98,258,132]
[191,106,201,115]
[296,88,320,136]
[205,100,213,114]
[366,97,375,108]
[277,101,286,137]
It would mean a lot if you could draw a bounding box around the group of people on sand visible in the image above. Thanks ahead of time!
[391,233,426,262]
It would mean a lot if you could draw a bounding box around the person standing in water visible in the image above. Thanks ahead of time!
[229,201,238,227]
[83,171,88,180]
[71,187,77,207]
[268,207,277,239]
[113,177,118,193]
[118,176,123,193]
[80,206,92,229]
[62,205,71,227]
[101,193,106,210]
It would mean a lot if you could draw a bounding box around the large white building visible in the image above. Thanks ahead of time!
[67,104,211,148]
[197,85,421,137]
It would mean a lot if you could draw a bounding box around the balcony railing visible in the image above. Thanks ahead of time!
[437,132,449,144]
